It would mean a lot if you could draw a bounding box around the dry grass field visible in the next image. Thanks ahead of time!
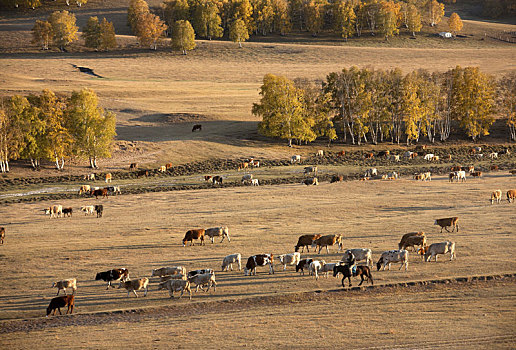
[0,174,515,347]
[0,2,515,348]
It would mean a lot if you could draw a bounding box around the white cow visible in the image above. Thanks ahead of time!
[342,249,373,267]
[424,154,434,161]
[205,226,231,244]
[278,252,301,271]
[376,250,409,271]
[291,155,301,163]
[251,179,259,186]
[80,205,95,215]
[424,241,456,262]
[365,168,377,177]
[45,205,63,218]
[319,261,338,278]
[222,253,241,271]
[309,260,322,280]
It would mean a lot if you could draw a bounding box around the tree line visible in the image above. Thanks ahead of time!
[0,0,88,9]
[0,89,116,173]
[252,68,516,147]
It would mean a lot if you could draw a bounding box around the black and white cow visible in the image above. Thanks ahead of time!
[244,254,274,276]
[95,268,129,289]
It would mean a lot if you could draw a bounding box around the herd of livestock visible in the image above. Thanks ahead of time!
[1,146,515,318]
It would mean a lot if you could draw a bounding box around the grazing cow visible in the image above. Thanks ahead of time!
[387,171,398,180]
[222,253,242,272]
[211,176,223,185]
[119,278,149,298]
[278,252,301,271]
[313,234,343,254]
[250,160,260,168]
[90,188,108,199]
[44,205,63,218]
[365,168,377,177]
[342,249,373,267]
[105,173,112,183]
[330,175,343,183]
[62,207,73,217]
[434,217,459,233]
[95,268,129,289]
[490,165,499,171]
[304,166,318,175]
[165,163,173,169]
[0,227,4,244]
[204,175,212,182]
[470,171,482,177]
[507,189,516,203]
[205,226,230,243]
[489,152,498,159]
[136,170,149,178]
[95,205,103,218]
[238,162,249,171]
[303,177,318,186]
[151,266,186,277]
[424,241,456,262]
[364,152,374,159]
[398,232,426,251]
[129,163,138,169]
[192,124,202,132]
[187,269,214,279]
[424,153,434,161]
[449,171,466,182]
[291,155,301,163]
[80,205,95,215]
[183,229,205,246]
[105,186,121,195]
[391,155,400,162]
[78,185,91,195]
[377,150,390,158]
[333,264,373,287]
[158,166,166,173]
[376,250,409,271]
[316,150,324,157]
[158,279,192,299]
[491,190,502,204]
[295,258,313,275]
[251,179,259,186]
[241,174,253,184]
[295,234,322,253]
[46,295,74,317]
[309,260,322,280]
[52,278,77,296]
[188,272,217,292]
[244,254,274,276]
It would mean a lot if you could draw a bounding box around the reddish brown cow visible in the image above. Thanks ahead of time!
[165,163,173,169]
[295,234,322,253]
[90,188,108,199]
[46,295,74,316]
[183,229,205,246]
[507,189,516,203]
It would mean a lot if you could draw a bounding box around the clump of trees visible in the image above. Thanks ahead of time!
[0,88,116,173]
[82,16,117,51]
[31,10,78,51]
[253,67,514,146]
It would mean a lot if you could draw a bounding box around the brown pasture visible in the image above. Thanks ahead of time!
[0,174,515,346]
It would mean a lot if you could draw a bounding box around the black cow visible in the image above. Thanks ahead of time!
[95,268,129,289]
[212,176,223,185]
[192,124,202,132]
[95,205,103,218]
[333,264,373,287]
[46,295,74,316]
[62,208,73,217]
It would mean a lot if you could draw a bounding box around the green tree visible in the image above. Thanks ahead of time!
[304,0,327,36]
[272,0,291,35]
[230,0,254,34]
[191,0,224,39]
[378,1,400,40]
[253,0,275,35]
[136,12,168,49]
[162,0,190,34]
[406,4,421,37]
[428,0,444,26]
[333,0,356,41]
[66,88,116,169]
[253,74,311,146]
[401,71,423,144]
[32,20,53,50]
[171,20,196,54]
[451,66,495,140]
[48,10,78,51]
[128,0,149,35]
[498,73,516,141]
[82,16,101,49]
[448,12,463,35]
[0,97,29,172]
[99,18,117,51]
[229,18,249,47]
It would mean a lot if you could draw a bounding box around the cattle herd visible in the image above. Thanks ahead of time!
[2,148,514,318]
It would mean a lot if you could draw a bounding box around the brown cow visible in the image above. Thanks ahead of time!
[330,175,343,183]
[507,189,516,203]
[165,163,173,169]
[434,217,459,233]
[470,171,482,177]
[238,162,249,171]
[46,295,74,316]
[90,188,108,199]
[137,170,149,177]
[295,234,322,253]
[129,163,138,169]
[183,229,205,246]
[0,227,4,244]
